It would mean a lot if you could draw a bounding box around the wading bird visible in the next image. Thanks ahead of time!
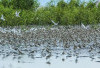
[51,20,59,26]
[1,14,5,21]
[15,11,20,17]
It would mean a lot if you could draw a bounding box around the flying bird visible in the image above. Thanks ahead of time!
[1,14,5,21]
[15,11,20,17]
[51,20,59,26]
[81,23,90,29]
[96,0,100,7]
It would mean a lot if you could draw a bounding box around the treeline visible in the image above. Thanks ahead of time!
[0,0,100,26]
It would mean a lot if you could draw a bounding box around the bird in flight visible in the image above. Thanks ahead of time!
[96,0,100,7]
[1,14,5,21]
[81,23,90,29]
[15,11,20,17]
[51,20,59,26]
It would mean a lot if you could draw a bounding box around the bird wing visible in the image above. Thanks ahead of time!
[81,24,86,29]
[51,20,56,24]
[18,11,20,14]
[1,15,5,20]
[51,20,58,25]
[86,25,90,29]
[1,15,3,18]
[15,11,17,15]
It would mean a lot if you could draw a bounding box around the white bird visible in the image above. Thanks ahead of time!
[96,0,100,7]
[15,11,20,17]
[1,14,5,21]
[51,20,59,26]
[81,23,90,29]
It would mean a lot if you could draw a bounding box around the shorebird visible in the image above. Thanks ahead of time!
[1,14,5,21]
[81,23,90,29]
[15,11,20,17]
[51,20,59,26]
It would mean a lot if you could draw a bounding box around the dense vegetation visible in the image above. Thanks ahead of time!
[0,0,99,26]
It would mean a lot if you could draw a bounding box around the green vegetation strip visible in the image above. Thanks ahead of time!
[0,0,100,26]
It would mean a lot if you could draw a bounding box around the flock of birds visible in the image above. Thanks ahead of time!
[0,10,59,26]
[0,26,100,60]
[51,20,90,29]
[0,11,90,29]
[0,0,99,64]
[0,11,20,21]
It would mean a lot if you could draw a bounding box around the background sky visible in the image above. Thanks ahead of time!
[38,0,97,6]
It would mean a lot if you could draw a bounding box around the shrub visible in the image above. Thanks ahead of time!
[11,0,39,10]
[0,0,100,26]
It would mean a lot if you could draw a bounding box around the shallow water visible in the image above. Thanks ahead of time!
[0,55,100,68]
